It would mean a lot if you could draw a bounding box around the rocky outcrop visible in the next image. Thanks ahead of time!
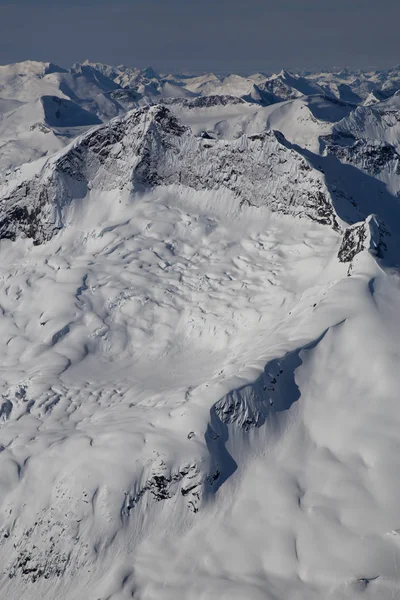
[326,137,400,177]
[338,215,389,263]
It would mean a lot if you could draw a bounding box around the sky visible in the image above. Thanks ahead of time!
[0,0,400,74]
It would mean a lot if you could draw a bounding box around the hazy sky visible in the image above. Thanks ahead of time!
[1,0,400,73]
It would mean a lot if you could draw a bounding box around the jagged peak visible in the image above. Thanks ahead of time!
[279,69,294,79]
[269,69,294,81]
[62,104,188,154]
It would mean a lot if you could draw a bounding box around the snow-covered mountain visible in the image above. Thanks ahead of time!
[0,61,137,169]
[259,69,326,102]
[0,95,102,171]
[2,59,400,600]
[0,105,340,245]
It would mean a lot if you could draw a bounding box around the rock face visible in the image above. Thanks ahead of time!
[0,105,339,244]
[214,350,302,430]
[122,463,205,515]
[322,105,400,186]
[337,215,389,263]
[326,136,400,178]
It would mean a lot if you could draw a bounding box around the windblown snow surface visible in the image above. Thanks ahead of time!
[1,62,400,600]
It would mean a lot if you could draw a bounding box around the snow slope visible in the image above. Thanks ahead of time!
[0,175,350,600]
[1,60,400,600]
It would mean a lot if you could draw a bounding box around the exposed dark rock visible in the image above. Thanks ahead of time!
[123,464,202,513]
[338,216,389,263]
[338,222,368,263]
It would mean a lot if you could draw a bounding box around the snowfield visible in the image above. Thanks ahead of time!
[0,60,400,599]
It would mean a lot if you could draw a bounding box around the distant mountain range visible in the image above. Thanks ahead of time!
[1,59,400,172]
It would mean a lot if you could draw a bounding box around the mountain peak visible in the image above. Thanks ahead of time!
[0,104,340,244]
[141,66,159,79]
